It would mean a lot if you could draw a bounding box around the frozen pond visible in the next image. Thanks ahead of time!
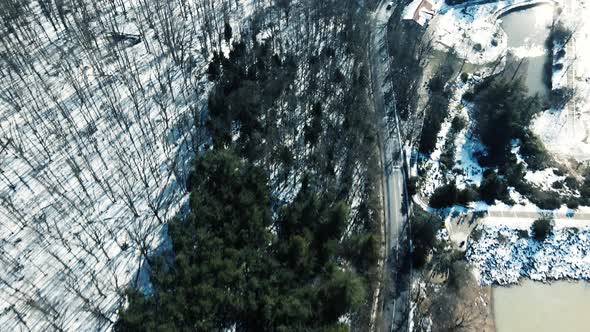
[494,280,590,332]
[499,4,555,98]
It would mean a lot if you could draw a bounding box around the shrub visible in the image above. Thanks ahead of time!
[440,146,456,171]
[450,115,467,133]
[473,79,541,166]
[429,182,459,208]
[517,229,529,239]
[543,54,553,88]
[410,208,442,267]
[407,176,420,197]
[566,198,580,210]
[551,181,564,190]
[419,63,455,154]
[448,261,473,290]
[530,190,561,210]
[564,176,580,190]
[470,228,482,242]
[478,171,509,204]
[419,94,450,153]
[518,131,551,170]
[460,72,469,83]
[457,186,479,206]
[581,174,590,203]
[532,218,554,241]
[462,91,474,102]
[551,21,572,44]
[549,87,575,108]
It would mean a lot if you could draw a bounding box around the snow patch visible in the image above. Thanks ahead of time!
[468,225,590,285]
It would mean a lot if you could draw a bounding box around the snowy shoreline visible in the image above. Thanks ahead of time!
[414,0,590,290]
[467,225,590,285]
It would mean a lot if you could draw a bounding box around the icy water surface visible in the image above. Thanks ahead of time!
[494,280,590,332]
[499,4,554,98]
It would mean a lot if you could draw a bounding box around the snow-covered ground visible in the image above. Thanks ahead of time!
[431,1,510,65]
[0,0,258,330]
[532,0,590,161]
[0,0,366,329]
[419,80,470,196]
[418,75,492,198]
[467,223,590,285]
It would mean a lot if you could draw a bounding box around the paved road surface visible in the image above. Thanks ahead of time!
[369,1,409,331]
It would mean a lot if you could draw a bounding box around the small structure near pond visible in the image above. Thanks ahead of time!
[403,0,436,26]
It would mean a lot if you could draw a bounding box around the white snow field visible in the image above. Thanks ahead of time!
[533,0,590,162]
[431,0,509,65]
[0,0,259,330]
[467,223,590,285]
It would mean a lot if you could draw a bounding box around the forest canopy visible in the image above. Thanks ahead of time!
[115,150,368,331]
[116,2,382,329]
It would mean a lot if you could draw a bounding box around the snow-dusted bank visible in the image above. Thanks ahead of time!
[430,0,590,162]
[467,224,590,285]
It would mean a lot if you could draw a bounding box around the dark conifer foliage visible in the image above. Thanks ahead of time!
[116,150,366,331]
[116,0,384,330]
